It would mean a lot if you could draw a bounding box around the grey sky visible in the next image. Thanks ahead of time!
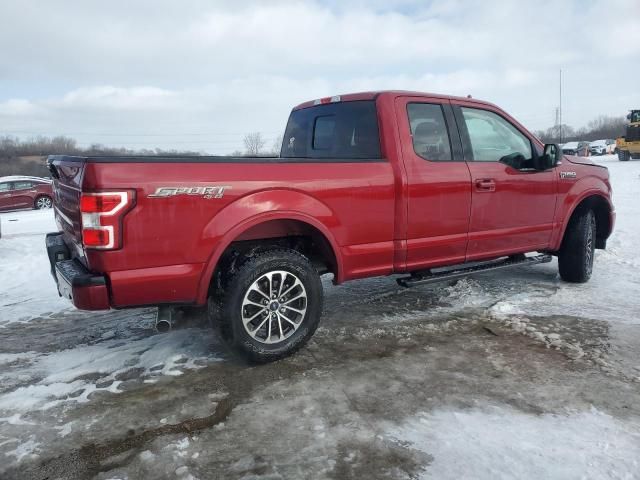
[1,0,638,153]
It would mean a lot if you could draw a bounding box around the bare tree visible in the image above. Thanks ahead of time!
[243,132,266,156]
[269,134,283,156]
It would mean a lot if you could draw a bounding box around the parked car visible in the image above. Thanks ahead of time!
[45,91,615,363]
[590,139,616,156]
[0,176,53,211]
[562,141,590,156]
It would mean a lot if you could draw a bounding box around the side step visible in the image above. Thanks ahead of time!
[397,254,553,288]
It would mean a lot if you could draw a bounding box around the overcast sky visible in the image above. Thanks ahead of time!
[1,0,639,153]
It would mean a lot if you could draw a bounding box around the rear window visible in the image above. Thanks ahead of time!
[281,100,382,159]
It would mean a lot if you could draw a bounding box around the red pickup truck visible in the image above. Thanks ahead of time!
[46,91,615,362]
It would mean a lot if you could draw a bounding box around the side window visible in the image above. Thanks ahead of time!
[0,182,11,192]
[461,107,532,162]
[13,181,33,190]
[407,103,452,161]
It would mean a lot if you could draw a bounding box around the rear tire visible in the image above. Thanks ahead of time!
[618,150,630,161]
[34,195,53,209]
[212,248,323,363]
[558,209,596,283]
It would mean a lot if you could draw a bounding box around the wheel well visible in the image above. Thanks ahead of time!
[568,195,611,249]
[210,219,338,293]
[34,194,52,206]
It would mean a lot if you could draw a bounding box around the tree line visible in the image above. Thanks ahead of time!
[0,134,282,177]
[534,115,627,144]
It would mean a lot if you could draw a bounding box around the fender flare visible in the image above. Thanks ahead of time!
[553,188,613,250]
[195,190,344,303]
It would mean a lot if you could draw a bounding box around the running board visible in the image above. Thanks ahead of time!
[396,254,553,288]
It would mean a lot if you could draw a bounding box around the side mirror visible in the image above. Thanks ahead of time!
[541,144,562,169]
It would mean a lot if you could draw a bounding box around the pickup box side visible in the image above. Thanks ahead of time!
[62,158,397,308]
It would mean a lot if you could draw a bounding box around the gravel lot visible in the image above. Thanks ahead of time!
[1,155,639,479]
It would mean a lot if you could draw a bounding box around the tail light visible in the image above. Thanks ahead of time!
[80,191,135,249]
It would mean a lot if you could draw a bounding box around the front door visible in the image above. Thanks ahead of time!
[0,182,13,211]
[452,103,557,260]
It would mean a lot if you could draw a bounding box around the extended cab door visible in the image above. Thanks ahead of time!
[451,101,557,260]
[394,96,472,271]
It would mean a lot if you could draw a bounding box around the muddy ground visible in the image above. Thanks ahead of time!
[2,266,639,479]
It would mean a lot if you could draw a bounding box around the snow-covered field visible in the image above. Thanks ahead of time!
[1,154,639,479]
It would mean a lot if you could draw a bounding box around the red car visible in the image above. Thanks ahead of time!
[46,91,615,362]
[0,176,53,211]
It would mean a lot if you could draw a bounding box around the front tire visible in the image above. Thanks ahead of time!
[618,150,630,161]
[558,209,596,283]
[213,248,323,363]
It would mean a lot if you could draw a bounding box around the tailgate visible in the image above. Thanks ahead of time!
[47,155,87,259]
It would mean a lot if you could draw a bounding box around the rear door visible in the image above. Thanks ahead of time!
[10,181,35,209]
[395,96,472,271]
[452,102,557,260]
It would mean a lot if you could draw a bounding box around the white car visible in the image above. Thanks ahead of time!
[589,139,616,156]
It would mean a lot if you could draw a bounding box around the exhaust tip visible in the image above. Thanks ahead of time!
[155,319,172,333]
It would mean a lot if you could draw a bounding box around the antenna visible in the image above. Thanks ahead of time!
[559,69,563,143]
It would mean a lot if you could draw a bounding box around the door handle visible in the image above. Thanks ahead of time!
[475,179,496,192]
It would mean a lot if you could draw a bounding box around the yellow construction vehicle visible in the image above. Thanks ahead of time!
[616,110,640,161]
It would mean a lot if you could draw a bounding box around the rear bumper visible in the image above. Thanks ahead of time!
[46,232,110,310]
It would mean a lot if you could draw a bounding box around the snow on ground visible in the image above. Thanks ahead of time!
[490,155,640,325]
[0,328,214,415]
[388,406,640,479]
[0,208,222,425]
[0,209,70,325]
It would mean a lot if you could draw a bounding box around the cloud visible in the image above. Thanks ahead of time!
[0,0,638,152]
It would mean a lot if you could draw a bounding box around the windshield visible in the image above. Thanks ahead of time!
[281,101,381,159]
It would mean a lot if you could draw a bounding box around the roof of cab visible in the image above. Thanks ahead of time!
[292,90,498,111]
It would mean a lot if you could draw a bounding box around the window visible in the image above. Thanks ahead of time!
[282,100,381,159]
[407,103,452,161]
[313,116,336,150]
[461,107,532,163]
[0,182,10,192]
[13,181,33,190]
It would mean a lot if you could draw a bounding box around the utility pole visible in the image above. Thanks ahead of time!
[559,69,563,143]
